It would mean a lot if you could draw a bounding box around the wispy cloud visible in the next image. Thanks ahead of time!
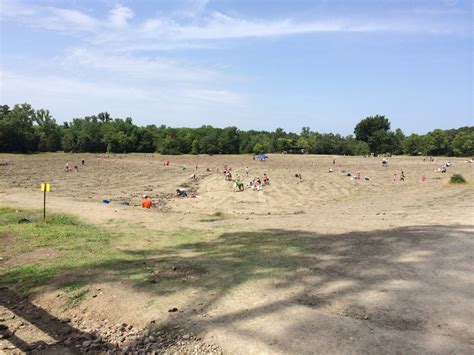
[2,0,465,52]
[60,47,218,82]
[0,69,243,123]
[108,5,134,28]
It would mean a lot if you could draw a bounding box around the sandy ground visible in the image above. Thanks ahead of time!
[1,153,473,354]
[1,153,473,232]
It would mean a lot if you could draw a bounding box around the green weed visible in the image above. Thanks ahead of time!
[450,174,467,184]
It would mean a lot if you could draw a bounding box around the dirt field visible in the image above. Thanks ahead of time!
[1,153,473,354]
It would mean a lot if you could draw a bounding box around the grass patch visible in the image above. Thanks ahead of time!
[1,264,58,297]
[0,207,119,295]
[0,206,315,302]
[450,174,467,184]
[66,288,89,306]
[145,299,157,308]
[0,207,219,297]
[61,280,86,292]
[200,211,230,222]
[0,208,112,254]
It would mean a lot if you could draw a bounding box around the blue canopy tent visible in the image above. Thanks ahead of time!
[256,155,269,160]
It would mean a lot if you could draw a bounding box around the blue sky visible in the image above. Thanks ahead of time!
[1,0,472,134]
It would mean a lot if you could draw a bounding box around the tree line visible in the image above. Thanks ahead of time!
[0,103,473,156]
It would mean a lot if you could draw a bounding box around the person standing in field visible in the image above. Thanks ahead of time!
[81,158,85,166]
[391,173,397,184]
[141,195,152,209]
[245,167,249,177]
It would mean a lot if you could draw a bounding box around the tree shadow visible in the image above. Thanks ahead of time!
[0,286,111,353]
[1,224,473,352]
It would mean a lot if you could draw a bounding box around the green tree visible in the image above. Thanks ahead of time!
[425,129,449,156]
[354,115,391,154]
[0,105,10,117]
[354,115,390,142]
[34,109,62,152]
[392,128,405,155]
[403,134,426,155]
[0,103,37,152]
[451,131,474,156]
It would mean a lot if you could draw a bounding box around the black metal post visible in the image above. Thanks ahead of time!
[43,188,46,220]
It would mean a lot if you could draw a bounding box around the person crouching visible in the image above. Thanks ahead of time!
[141,194,152,209]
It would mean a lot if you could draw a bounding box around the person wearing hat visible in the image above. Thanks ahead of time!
[141,194,152,209]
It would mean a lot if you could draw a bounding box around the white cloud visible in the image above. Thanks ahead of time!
[1,0,35,16]
[2,0,462,52]
[108,5,134,28]
[0,70,153,116]
[49,8,99,31]
[61,47,217,82]
[0,69,243,124]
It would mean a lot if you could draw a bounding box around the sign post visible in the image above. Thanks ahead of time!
[41,183,51,219]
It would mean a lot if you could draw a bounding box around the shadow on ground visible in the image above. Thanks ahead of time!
[1,224,473,353]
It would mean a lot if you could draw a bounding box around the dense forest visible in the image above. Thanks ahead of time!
[0,103,473,156]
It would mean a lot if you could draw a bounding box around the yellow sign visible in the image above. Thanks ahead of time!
[40,183,51,192]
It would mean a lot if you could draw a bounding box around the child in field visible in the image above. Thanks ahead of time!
[391,174,397,184]
[141,195,152,209]
[253,178,262,191]
[176,189,188,198]
[234,178,244,191]
[400,171,405,181]
[262,173,270,184]
[247,178,255,189]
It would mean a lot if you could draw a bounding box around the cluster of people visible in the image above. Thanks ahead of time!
[64,162,79,172]
[436,161,451,173]
[340,170,370,181]
[246,174,270,191]
[219,164,271,192]
[391,171,406,184]
[64,159,85,173]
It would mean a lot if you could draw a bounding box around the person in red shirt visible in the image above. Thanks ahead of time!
[141,195,152,209]
[262,173,270,185]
